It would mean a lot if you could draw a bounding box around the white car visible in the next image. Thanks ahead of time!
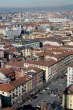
[46,87,49,90]
[36,104,41,108]
[42,89,46,92]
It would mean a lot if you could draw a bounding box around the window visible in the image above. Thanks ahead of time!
[2,92,4,94]
[70,103,72,108]
[19,93,21,96]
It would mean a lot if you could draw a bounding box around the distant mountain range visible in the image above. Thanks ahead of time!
[0,4,73,13]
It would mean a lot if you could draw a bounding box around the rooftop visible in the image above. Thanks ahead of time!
[0,75,31,92]
[6,61,24,68]
[24,59,56,67]
[68,62,73,68]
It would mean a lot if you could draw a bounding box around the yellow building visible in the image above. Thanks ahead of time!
[21,47,34,58]
[62,85,73,110]
[26,79,32,93]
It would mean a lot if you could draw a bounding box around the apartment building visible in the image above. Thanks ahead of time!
[0,75,32,108]
[10,39,41,49]
[24,67,44,89]
[24,59,57,82]
[24,52,73,82]
[17,46,34,58]
[5,61,25,79]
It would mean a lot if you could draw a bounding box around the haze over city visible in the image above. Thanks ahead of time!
[0,0,73,8]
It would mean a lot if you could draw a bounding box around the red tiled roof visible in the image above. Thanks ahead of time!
[0,84,14,92]
[24,59,56,67]
[0,75,31,92]
[0,107,11,110]
[6,61,24,68]
[11,75,31,88]
[0,68,15,80]
[36,51,54,57]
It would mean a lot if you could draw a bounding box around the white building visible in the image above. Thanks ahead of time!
[48,17,70,23]
[67,63,73,87]
[3,26,21,39]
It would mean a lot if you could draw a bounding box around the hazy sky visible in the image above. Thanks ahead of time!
[0,0,73,8]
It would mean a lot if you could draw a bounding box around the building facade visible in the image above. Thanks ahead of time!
[62,85,73,110]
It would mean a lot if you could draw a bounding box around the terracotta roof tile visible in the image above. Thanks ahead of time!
[24,59,56,67]
[0,84,14,92]
[11,75,31,88]
[6,61,24,68]
[0,75,31,92]
[0,68,15,80]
